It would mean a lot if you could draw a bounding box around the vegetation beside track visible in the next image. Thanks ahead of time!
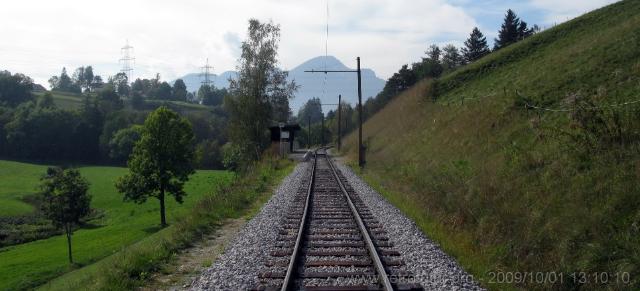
[0,160,233,291]
[38,157,292,291]
[343,1,640,289]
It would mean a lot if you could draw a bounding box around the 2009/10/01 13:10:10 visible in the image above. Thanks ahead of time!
[487,271,631,285]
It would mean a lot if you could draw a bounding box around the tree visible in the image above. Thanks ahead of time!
[108,125,142,163]
[172,79,188,101]
[116,107,195,227]
[427,45,441,63]
[297,98,323,125]
[131,91,145,109]
[96,85,123,113]
[517,20,535,40]
[37,92,56,109]
[442,44,464,71]
[72,66,94,92]
[39,167,91,264]
[91,75,104,91]
[198,85,226,106]
[462,27,491,63]
[153,82,173,100]
[494,9,521,50]
[225,19,297,163]
[109,73,130,97]
[83,67,94,91]
[49,67,80,93]
[0,70,34,106]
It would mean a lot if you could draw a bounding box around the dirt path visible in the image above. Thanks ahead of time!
[140,218,246,291]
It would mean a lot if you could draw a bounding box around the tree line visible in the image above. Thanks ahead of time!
[363,9,538,120]
[294,9,539,147]
[0,69,228,168]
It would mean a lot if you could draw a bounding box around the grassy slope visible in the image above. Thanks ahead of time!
[33,91,212,112]
[0,160,232,291]
[0,160,44,216]
[343,1,640,290]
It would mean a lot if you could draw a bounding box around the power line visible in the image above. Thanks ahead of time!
[119,39,135,81]
[322,0,329,101]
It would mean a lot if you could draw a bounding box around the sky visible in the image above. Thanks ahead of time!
[0,0,619,87]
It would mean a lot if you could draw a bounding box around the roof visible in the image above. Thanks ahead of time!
[268,123,301,131]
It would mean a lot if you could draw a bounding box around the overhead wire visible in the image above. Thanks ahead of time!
[322,0,329,102]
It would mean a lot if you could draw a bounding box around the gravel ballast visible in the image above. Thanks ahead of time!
[334,161,484,290]
[191,156,483,290]
[190,161,310,290]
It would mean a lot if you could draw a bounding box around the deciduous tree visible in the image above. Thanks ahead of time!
[172,79,188,102]
[116,106,195,227]
[225,19,297,163]
[442,44,464,71]
[39,167,91,264]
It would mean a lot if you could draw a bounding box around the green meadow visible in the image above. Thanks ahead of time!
[0,160,232,290]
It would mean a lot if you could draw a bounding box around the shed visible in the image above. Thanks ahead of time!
[269,123,302,153]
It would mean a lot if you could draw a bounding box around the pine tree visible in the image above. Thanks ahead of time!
[442,44,463,71]
[427,44,441,62]
[462,27,490,63]
[517,20,534,40]
[494,9,521,50]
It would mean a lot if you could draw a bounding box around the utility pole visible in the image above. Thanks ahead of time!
[305,57,364,167]
[321,114,325,146]
[337,94,342,151]
[119,39,135,83]
[357,57,364,167]
[308,116,311,149]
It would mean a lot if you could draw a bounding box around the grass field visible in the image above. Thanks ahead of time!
[0,160,233,291]
[0,160,45,217]
[33,91,213,113]
[39,157,293,291]
[343,1,640,290]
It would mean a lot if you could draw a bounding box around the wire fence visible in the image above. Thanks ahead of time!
[440,89,640,113]
[518,90,640,112]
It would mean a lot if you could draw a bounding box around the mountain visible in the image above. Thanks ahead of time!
[342,1,640,289]
[176,71,237,93]
[174,56,385,113]
[287,56,385,113]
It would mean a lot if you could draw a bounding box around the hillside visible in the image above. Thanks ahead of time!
[343,1,640,289]
[175,56,386,113]
[35,91,212,114]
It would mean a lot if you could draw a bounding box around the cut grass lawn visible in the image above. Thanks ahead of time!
[0,160,233,291]
[39,157,293,291]
[0,160,49,217]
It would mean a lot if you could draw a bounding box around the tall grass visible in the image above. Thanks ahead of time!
[343,1,640,290]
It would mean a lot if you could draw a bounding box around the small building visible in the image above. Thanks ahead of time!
[269,123,301,154]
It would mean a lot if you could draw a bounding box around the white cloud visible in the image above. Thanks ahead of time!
[0,0,478,87]
[530,0,619,23]
[0,0,618,88]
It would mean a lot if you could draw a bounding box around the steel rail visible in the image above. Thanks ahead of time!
[324,153,394,291]
[281,149,318,291]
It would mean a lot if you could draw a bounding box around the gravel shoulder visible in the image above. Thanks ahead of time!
[190,156,483,290]
[190,161,310,290]
[334,160,484,290]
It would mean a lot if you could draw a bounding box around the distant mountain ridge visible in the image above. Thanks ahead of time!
[175,56,385,113]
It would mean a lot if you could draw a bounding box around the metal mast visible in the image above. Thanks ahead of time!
[119,39,135,82]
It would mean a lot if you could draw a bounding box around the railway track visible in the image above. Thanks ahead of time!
[258,149,423,290]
